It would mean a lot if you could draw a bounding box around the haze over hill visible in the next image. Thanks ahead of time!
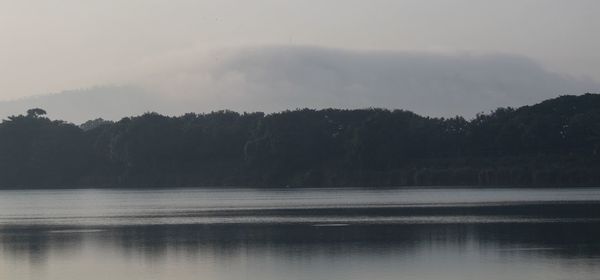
[1,47,598,123]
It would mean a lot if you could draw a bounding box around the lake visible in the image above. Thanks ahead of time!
[1,187,600,280]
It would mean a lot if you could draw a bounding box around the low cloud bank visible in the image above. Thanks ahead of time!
[141,46,598,117]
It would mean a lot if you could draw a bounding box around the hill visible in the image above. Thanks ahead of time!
[0,94,599,188]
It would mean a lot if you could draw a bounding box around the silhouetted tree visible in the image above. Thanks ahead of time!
[26,108,47,118]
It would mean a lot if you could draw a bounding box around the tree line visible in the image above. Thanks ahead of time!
[1,94,599,188]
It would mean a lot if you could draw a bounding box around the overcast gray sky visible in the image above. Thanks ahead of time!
[1,0,599,117]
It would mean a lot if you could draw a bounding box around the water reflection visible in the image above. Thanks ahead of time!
[2,188,600,280]
[2,222,600,280]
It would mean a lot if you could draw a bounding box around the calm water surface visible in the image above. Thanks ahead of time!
[1,187,600,280]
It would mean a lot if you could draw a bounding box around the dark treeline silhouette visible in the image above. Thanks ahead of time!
[1,94,600,188]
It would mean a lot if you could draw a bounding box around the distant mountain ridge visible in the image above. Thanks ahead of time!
[0,86,163,122]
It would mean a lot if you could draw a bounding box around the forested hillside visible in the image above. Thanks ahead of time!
[1,94,599,188]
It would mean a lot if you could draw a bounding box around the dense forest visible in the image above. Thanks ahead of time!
[1,94,599,188]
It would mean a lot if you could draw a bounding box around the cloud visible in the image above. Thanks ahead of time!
[138,46,600,117]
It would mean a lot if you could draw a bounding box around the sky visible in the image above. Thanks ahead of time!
[0,0,599,119]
